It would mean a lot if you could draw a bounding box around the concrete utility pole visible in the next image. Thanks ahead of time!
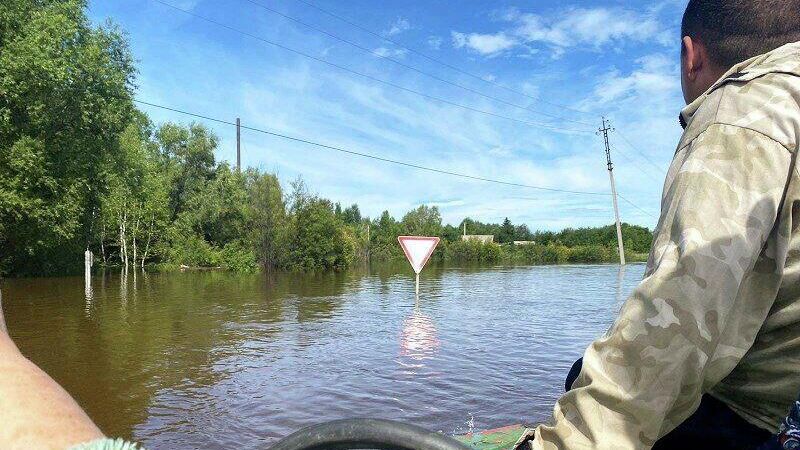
[599,117,626,265]
[236,117,241,172]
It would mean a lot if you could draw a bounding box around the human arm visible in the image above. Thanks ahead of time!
[0,290,105,449]
[532,124,794,449]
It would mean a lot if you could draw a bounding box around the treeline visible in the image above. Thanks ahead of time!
[0,0,654,276]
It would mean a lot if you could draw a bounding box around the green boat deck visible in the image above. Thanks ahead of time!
[455,424,528,450]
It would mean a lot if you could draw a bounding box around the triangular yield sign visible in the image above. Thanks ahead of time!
[398,236,440,274]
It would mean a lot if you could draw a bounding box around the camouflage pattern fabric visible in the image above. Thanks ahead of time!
[528,41,800,449]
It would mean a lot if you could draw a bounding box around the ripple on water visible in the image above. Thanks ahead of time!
[1,264,644,449]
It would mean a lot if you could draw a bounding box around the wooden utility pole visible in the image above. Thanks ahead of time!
[599,117,626,265]
[236,117,241,172]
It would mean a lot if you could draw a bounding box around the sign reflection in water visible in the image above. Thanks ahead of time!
[399,299,441,365]
[1,263,646,449]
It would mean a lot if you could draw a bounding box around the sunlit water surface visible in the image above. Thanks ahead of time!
[2,263,644,449]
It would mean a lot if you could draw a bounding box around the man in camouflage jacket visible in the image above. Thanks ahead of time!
[526,1,800,449]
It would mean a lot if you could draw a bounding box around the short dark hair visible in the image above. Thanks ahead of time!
[681,0,800,69]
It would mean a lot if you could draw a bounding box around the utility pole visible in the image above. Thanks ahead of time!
[599,117,626,265]
[463,221,466,237]
[236,117,241,172]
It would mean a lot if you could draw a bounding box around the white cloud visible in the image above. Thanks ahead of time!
[426,36,443,50]
[452,6,672,57]
[425,199,466,209]
[232,66,634,229]
[175,0,198,10]
[372,47,408,59]
[488,146,512,157]
[451,31,517,56]
[384,17,411,36]
[515,8,664,48]
[141,10,667,231]
[583,53,679,108]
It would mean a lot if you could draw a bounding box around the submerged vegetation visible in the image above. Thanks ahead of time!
[0,0,653,277]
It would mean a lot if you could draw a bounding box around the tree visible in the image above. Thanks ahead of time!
[0,0,135,275]
[156,122,217,220]
[248,170,286,269]
[341,204,361,224]
[369,210,402,260]
[100,119,170,268]
[401,205,442,237]
[287,194,354,270]
[514,224,533,241]
[498,217,515,243]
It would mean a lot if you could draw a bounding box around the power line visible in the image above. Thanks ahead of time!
[292,0,595,117]
[616,129,667,175]
[617,193,659,218]
[134,99,611,196]
[507,198,655,218]
[611,144,665,183]
[239,0,593,126]
[135,99,660,219]
[150,0,591,134]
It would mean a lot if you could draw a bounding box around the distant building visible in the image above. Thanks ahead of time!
[462,235,494,244]
[513,241,536,246]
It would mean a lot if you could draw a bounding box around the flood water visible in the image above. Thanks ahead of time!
[1,263,645,449]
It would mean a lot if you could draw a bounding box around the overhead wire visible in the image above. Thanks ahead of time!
[617,193,659,219]
[150,0,592,135]
[134,99,661,218]
[238,0,593,126]
[143,1,662,221]
[134,99,616,196]
[291,0,594,116]
[616,128,668,175]
[611,144,665,183]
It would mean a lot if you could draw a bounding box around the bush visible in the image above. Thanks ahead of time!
[566,245,611,263]
[220,241,257,273]
[443,240,503,263]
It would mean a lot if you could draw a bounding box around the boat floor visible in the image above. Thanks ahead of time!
[455,424,528,450]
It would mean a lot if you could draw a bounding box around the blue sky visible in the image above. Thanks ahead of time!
[88,0,689,231]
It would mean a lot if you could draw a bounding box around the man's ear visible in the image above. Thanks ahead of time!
[682,36,702,82]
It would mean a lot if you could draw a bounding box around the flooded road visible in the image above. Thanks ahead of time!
[1,263,645,449]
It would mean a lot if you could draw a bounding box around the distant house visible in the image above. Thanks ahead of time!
[513,241,536,246]
[462,235,494,244]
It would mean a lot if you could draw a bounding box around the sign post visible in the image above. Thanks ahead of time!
[397,236,440,295]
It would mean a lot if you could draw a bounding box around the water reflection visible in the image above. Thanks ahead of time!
[1,264,646,449]
[84,270,93,313]
[616,264,628,306]
[399,298,440,365]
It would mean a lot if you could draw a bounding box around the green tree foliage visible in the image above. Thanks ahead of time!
[531,223,652,254]
[498,217,515,243]
[370,210,402,261]
[341,204,361,224]
[0,0,655,276]
[0,0,135,275]
[247,170,286,269]
[286,181,355,270]
[401,205,442,237]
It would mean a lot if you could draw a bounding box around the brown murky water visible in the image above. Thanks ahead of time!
[1,263,644,449]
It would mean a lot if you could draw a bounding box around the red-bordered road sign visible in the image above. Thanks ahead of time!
[397,236,440,274]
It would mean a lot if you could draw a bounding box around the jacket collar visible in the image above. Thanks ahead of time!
[679,41,800,129]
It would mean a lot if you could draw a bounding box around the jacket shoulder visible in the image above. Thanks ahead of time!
[713,73,800,152]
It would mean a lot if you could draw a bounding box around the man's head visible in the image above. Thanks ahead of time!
[680,0,800,104]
